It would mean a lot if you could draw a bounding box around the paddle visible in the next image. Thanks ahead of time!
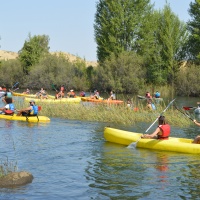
[51,84,58,92]
[128,98,176,148]
[12,82,19,89]
[13,88,19,92]
[145,98,176,132]
[183,106,196,111]
[174,104,194,121]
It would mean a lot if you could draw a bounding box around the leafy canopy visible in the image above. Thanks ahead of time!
[18,34,50,74]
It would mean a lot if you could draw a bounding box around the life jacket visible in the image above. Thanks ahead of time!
[9,103,15,111]
[157,124,170,140]
[30,105,38,115]
[5,92,12,98]
[69,92,75,98]
[4,103,15,115]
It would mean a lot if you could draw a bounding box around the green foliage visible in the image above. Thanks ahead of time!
[25,54,89,91]
[92,51,146,93]
[187,0,200,62]
[175,64,200,96]
[18,34,50,74]
[145,5,188,85]
[0,59,23,87]
[94,0,152,63]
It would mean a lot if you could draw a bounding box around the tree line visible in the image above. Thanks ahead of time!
[0,0,200,96]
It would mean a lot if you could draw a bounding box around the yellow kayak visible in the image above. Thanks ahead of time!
[0,114,50,122]
[104,127,200,154]
[12,91,55,99]
[24,97,81,103]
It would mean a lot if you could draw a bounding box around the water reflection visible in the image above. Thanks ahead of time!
[85,140,200,199]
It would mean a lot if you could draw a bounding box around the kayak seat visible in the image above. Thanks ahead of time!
[26,106,41,122]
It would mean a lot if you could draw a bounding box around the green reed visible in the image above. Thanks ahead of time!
[14,100,193,127]
[0,157,18,177]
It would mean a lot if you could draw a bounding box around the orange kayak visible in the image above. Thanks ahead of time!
[81,97,123,104]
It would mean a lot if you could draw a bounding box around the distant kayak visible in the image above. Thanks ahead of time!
[24,97,81,103]
[81,97,123,104]
[81,97,104,101]
[12,91,55,99]
[0,114,50,122]
[137,95,163,102]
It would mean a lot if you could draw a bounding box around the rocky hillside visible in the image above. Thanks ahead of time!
[0,50,97,67]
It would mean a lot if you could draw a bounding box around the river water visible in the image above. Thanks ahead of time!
[0,96,200,199]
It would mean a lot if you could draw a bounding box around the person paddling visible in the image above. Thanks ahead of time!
[141,116,170,139]
[192,120,200,143]
[0,97,15,115]
[17,100,38,116]
[108,91,116,100]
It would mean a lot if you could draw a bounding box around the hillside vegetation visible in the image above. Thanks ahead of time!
[0,50,97,67]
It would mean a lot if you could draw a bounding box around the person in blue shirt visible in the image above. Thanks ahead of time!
[0,97,15,115]
[17,100,38,116]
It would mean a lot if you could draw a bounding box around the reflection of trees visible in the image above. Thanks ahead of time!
[85,142,200,199]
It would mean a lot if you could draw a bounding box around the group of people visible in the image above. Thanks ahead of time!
[54,85,86,99]
[141,115,200,144]
[145,91,161,99]
[1,86,200,144]
[145,91,161,111]
[90,90,116,100]
[36,88,48,99]
[23,88,30,94]
[0,92,38,117]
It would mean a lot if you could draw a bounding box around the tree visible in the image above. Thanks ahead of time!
[0,59,23,87]
[187,0,200,62]
[94,0,152,63]
[145,4,188,85]
[18,34,50,74]
[92,51,145,93]
[26,53,89,91]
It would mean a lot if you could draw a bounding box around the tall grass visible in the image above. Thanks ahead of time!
[0,157,18,177]
[14,100,193,127]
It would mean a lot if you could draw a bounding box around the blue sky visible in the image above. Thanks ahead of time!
[0,0,194,61]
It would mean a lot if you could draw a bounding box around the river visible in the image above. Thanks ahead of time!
[0,96,200,199]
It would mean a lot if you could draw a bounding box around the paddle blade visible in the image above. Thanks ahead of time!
[12,82,19,89]
[183,106,194,110]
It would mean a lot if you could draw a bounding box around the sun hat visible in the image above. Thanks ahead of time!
[29,99,35,103]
